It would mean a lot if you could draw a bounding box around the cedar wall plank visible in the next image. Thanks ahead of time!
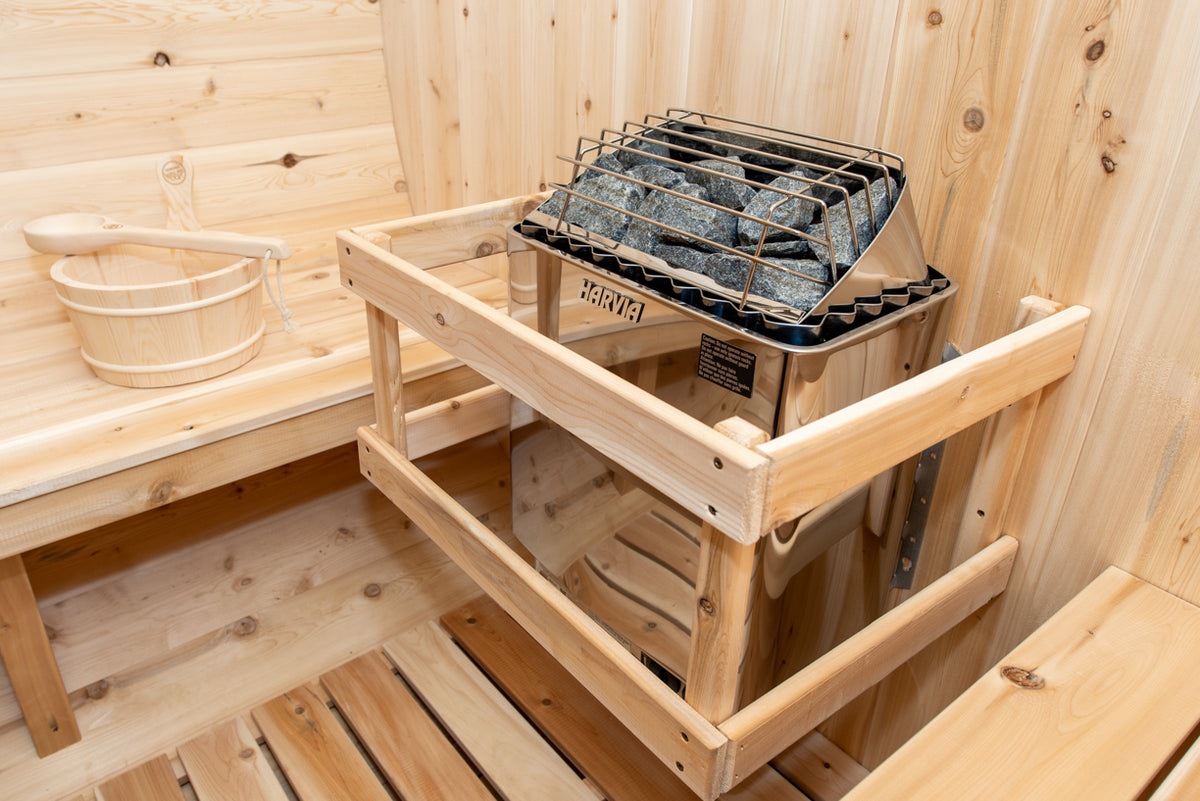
[0,52,392,171]
[0,0,383,78]
[0,124,404,261]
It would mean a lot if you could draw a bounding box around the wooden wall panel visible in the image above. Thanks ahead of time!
[0,0,384,78]
[822,0,1200,766]
[0,0,408,297]
[0,52,392,171]
[384,0,693,213]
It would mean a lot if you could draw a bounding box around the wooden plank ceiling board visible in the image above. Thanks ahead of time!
[178,718,290,801]
[251,686,392,801]
[320,651,496,801]
[95,754,186,801]
[383,620,600,801]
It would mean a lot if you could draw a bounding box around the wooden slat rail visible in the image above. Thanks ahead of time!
[719,536,1018,784]
[340,197,1091,797]
[357,425,731,799]
[341,221,1087,546]
[758,304,1089,530]
[340,228,772,545]
[841,567,1200,801]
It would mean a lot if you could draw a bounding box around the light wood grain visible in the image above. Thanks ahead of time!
[341,228,770,543]
[0,0,383,79]
[770,731,868,801]
[0,555,80,757]
[365,304,405,453]
[760,306,1088,529]
[0,435,510,732]
[0,52,391,172]
[842,567,1200,801]
[721,536,1017,783]
[252,686,391,801]
[442,596,697,801]
[0,124,404,262]
[686,530,760,722]
[0,510,486,800]
[0,261,504,514]
[178,718,289,801]
[95,755,186,801]
[321,651,495,801]
[383,621,598,801]
[359,425,731,798]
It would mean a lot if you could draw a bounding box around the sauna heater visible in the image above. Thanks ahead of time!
[506,110,956,692]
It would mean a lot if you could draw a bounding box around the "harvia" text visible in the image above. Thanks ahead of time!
[579,278,644,323]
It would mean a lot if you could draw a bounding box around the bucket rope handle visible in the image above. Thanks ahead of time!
[262,249,298,332]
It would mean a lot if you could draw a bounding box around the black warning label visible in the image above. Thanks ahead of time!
[697,334,756,398]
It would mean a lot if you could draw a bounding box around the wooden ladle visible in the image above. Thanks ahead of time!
[24,213,291,259]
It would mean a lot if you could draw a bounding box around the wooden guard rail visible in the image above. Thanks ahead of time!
[338,196,1089,798]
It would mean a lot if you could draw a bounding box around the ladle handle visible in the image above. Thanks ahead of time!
[115,225,292,260]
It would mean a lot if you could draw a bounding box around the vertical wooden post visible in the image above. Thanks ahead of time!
[366,303,406,456]
[686,418,771,723]
[362,232,407,457]
[953,296,1063,563]
[535,250,561,342]
[0,554,81,756]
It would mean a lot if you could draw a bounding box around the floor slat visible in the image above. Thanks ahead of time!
[251,686,391,801]
[443,596,810,801]
[95,755,186,801]
[321,650,496,801]
[383,620,599,801]
[443,596,695,801]
[178,718,289,801]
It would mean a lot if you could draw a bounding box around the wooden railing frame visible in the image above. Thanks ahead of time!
[338,197,1090,798]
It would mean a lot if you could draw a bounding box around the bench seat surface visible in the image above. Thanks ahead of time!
[844,566,1200,801]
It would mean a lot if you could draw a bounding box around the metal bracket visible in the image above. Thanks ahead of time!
[890,343,960,589]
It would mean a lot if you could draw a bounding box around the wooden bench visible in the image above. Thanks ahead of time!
[841,566,1200,801]
[0,195,545,758]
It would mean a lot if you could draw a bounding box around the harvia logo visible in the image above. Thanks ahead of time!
[579,278,644,323]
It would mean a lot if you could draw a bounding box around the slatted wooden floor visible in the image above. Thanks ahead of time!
[87,596,857,801]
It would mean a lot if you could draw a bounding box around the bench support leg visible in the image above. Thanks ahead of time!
[0,554,81,756]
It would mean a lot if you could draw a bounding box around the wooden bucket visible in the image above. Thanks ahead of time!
[50,244,265,388]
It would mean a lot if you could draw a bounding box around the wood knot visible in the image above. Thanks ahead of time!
[148,481,174,506]
[475,241,495,258]
[85,680,110,700]
[584,97,593,111]
[1101,153,1117,173]
[1000,665,1044,689]
[239,748,255,759]
[435,312,446,326]
[153,51,171,67]
[232,616,258,637]
[1085,40,1106,62]
[363,583,382,598]
[699,598,716,615]
[281,152,299,168]
[963,106,985,132]
[927,10,943,26]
